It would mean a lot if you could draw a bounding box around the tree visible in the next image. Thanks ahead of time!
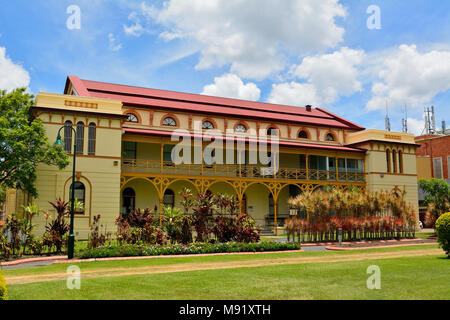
[418,179,450,219]
[0,88,69,197]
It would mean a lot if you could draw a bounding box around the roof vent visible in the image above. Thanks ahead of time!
[305,105,312,112]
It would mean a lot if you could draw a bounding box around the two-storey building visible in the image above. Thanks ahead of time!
[5,76,421,237]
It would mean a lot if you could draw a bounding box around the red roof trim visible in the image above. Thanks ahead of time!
[65,76,91,97]
[316,107,365,131]
[123,128,367,153]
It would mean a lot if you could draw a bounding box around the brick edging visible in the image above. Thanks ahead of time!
[325,242,437,251]
[1,250,305,267]
[1,256,67,267]
[300,238,424,247]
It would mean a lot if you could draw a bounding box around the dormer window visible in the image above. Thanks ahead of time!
[202,121,215,130]
[298,130,309,139]
[235,124,247,133]
[126,114,139,123]
[162,117,177,127]
[267,127,279,136]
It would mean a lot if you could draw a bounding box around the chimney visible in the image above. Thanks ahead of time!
[443,121,447,134]
[305,105,312,112]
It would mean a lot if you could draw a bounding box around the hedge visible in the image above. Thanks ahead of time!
[0,268,7,301]
[436,212,450,257]
[79,241,302,259]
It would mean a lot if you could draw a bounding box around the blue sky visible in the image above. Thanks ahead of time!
[1,0,449,135]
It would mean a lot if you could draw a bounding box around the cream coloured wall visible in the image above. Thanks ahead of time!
[29,97,124,239]
[245,184,270,227]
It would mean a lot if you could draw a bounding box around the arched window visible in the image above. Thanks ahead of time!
[122,188,136,215]
[69,182,85,214]
[163,189,175,208]
[202,121,214,130]
[76,122,84,154]
[386,149,392,173]
[162,117,177,127]
[235,124,247,133]
[267,127,278,136]
[126,113,139,123]
[326,133,335,142]
[398,150,404,174]
[88,123,96,155]
[298,130,309,139]
[63,121,73,153]
[392,150,398,173]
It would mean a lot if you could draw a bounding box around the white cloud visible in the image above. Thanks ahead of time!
[268,47,364,107]
[141,0,346,80]
[123,11,145,37]
[367,44,450,111]
[108,33,122,52]
[0,47,30,91]
[294,47,364,103]
[268,82,322,107]
[407,117,425,136]
[201,73,260,101]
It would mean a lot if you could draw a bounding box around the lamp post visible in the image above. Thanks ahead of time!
[54,124,77,259]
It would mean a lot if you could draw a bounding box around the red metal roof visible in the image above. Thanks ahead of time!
[124,128,367,153]
[65,76,365,131]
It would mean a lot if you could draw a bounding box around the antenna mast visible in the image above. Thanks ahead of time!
[402,104,408,133]
[385,100,391,131]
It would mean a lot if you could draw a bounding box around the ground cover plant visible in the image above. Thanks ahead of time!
[79,241,301,259]
[287,187,417,243]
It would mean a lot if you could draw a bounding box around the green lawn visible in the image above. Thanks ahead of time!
[3,244,439,277]
[6,254,449,300]
[5,244,449,300]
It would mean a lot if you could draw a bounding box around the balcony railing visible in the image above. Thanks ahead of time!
[122,159,365,183]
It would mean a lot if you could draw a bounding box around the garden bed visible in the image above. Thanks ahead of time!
[79,242,301,259]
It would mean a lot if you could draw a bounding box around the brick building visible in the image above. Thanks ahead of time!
[415,134,450,181]
[415,133,450,223]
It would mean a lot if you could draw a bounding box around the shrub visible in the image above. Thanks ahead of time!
[435,212,450,258]
[45,199,70,254]
[0,268,7,300]
[79,241,301,259]
[88,215,111,250]
[162,206,186,244]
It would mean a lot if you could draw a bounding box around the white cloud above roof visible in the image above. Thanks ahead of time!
[367,44,450,111]
[143,0,346,80]
[201,73,261,101]
[268,47,364,107]
[268,82,322,107]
